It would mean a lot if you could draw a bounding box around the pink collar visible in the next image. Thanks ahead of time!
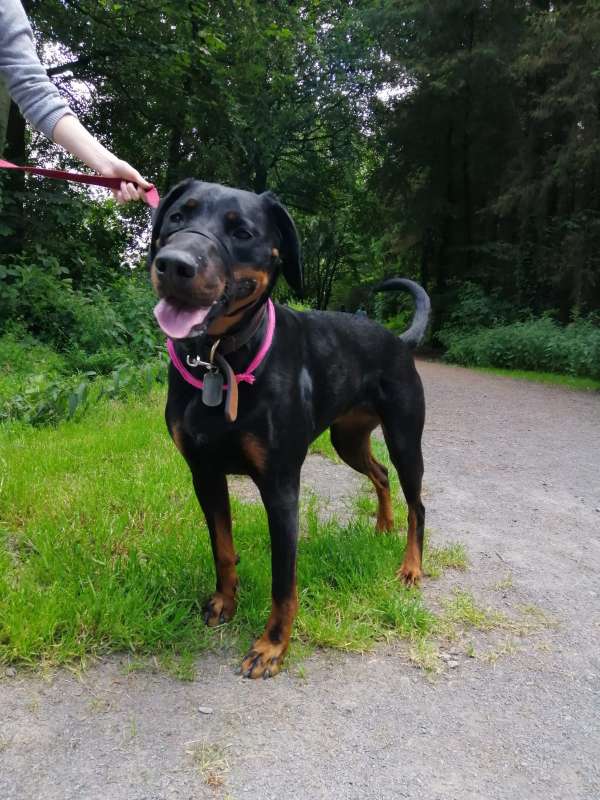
[166,299,276,389]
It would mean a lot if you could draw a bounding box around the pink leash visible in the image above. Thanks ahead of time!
[167,299,276,390]
[0,157,160,208]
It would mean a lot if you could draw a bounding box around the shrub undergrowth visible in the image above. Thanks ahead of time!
[0,251,167,424]
[438,284,600,379]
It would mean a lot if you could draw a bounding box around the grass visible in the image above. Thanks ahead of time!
[186,740,230,790]
[0,390,465,669]
[309,430,341,462]
[462,365,600,392]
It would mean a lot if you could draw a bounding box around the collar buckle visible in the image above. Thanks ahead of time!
[186,338,221,369]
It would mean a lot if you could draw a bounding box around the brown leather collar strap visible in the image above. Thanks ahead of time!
[215,302,267,356]
[214,353,239,422]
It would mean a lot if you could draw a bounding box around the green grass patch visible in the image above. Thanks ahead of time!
[440,589,506,632]
[308,429,341,462]
[0,391,445,668]
[467,365,600,392]
[423,542,468,578]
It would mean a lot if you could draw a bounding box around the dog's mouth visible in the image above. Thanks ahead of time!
[153,278,260,340]
[153,298,219,339]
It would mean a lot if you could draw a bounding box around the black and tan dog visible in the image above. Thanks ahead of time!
[149,179,430,679]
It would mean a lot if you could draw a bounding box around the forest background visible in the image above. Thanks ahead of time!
[1,0,599,425]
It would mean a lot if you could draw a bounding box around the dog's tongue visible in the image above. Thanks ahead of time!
[153,299,211,339]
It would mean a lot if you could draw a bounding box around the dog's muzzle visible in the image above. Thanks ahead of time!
[153,228,231,339]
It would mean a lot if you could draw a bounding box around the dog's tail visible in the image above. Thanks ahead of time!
[373,278,431,349]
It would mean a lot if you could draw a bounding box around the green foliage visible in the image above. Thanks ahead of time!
[0,256,167,425]
[440,282,520,332]
[384,312,414,335]
[0,249,161,359]
[1,359,166,426]
[436,282,600,378]
[0,327,67,378]
[442,317,600,379]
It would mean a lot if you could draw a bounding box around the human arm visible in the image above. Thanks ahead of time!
[52,115,151,202]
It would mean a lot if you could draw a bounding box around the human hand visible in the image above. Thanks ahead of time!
[97,156,153,204]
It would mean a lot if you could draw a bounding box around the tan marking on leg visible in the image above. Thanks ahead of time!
[205,508,239,626]
[240,433,268,474]
[397,506,423,585]
[331,408,394,532]
[241,587,298,678]
[170,421,185,455]
[374,480,394,532]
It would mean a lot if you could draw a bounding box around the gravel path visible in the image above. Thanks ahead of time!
[1,361,599,800]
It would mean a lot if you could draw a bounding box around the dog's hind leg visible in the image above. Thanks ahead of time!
[379,390,426,586]
[190,468,239,626]
[330,409,393,532]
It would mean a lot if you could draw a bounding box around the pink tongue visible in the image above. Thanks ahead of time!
[153,299,211,339]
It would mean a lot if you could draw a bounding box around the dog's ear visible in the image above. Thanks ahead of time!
[148,178,195,267]
[261,192,303,296]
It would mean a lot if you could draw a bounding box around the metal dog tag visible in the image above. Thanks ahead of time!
[202,368,224,407]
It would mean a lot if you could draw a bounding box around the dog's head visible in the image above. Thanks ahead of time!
[149,180,302,340]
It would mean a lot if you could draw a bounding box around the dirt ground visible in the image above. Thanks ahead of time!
[1,360,599,800]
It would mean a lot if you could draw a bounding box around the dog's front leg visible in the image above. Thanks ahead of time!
[191,469,239,627]
[241,474,300,679]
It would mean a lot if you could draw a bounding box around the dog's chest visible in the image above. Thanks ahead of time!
[173,399,267,475]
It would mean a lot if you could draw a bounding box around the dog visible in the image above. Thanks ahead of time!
[149,179,430,679]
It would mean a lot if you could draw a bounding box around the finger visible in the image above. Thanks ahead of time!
[134,175,152,190]
[120,163,152,190]
[120,181,135,203]
[127,181,144,202]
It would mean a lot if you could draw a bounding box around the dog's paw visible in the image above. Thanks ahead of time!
[203,592,236,627]
[397,561,423,587]
[239,638,287,679]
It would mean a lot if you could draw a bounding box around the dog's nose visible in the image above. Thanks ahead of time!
[154,252,198,279]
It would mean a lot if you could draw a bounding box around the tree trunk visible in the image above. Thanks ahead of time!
[462,10,475,277]
[420,227,432,290]
[0,81,10,155]
[0,100,27,254]
[253,154,268,194]
[436,122,454,294]
[165,125,183,189]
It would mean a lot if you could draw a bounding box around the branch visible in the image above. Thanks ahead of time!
[47,57,91,77]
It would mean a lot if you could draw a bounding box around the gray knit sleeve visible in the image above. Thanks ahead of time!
[0,0,74,140]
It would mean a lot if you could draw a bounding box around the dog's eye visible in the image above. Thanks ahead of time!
[232,228,252,240]
[170,212,184,224]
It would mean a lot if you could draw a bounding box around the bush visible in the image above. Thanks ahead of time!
[0,327,68,378]
[0,262,169,426]
[0,250,162,361]
[1,355,167,426]
[442,317,600,379]
[437,281,521,342]
[383,310,414,335]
